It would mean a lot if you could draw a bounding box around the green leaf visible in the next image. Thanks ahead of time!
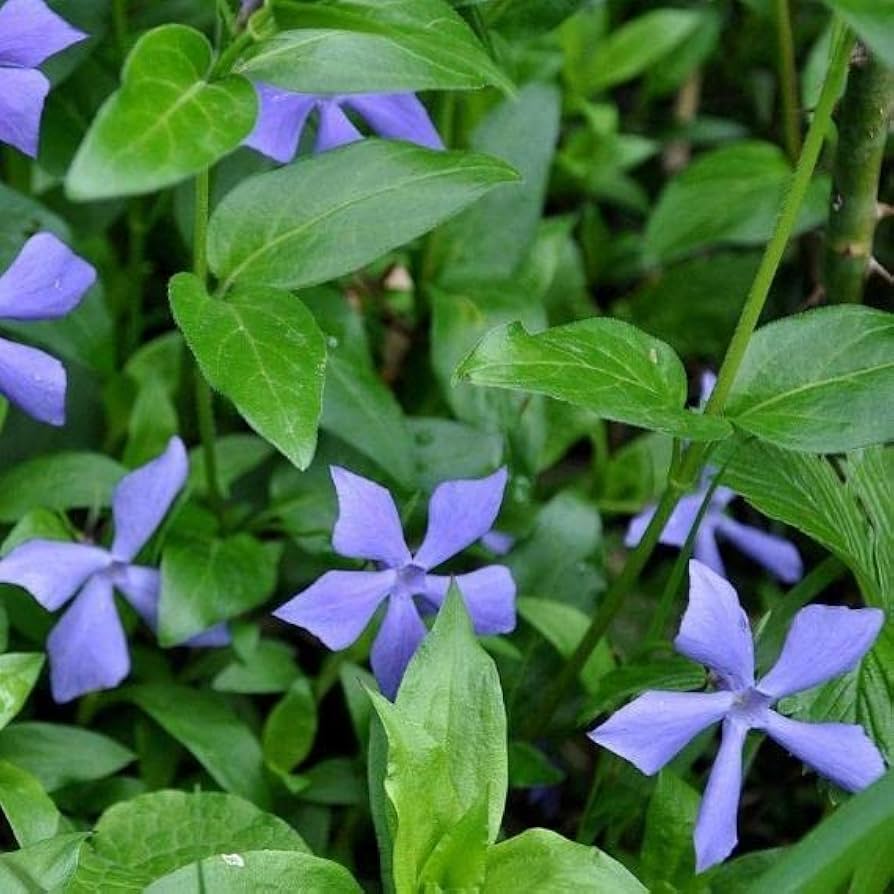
[0,723,135,792]
[725,306,894,452]
[262,678,317,775]
[188,434,276,497]
[239,0,511,93]
[508,742,565,789]
[0,761,60,847]
[418,796,489,890]
[822,1,894,68]
[0,453,125,523]
[207,140,519,292]
[68,791,308,892]
[745,770,894,894]
[66,25,256,200]
[433,83,562,285]
[128,685,270,806]
[409,417,504,492]
[369,587,506,892]
[0,832,87,892]
[0,654,44,731]
[213,640,301,694]
[483,828,646,892]
[170,273,327,470]
[644,142,829,263]
[484,0,589,36]
[640,770,698,888]
[586,9,702,91]
[159,528,281,645]
[145,849,362,893]
[456,318,731,440]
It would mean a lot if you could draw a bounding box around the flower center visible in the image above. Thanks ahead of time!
[395,563,427,595]
[730,687,771,726]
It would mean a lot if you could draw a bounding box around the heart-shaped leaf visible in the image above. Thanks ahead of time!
[169,273,326,470]
[66,25,256,200]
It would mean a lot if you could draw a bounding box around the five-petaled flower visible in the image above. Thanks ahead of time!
[245,83,443,163]
[0,232,95,425]
[589,560,885,872]
[274,466,516,698]
[0,437,228,703]
[0,0,86,156]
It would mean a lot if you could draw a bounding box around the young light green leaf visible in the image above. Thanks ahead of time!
[822,1,894,68]
[0,761,60,847]
[455,318,731,440]
[207,141,519,292]
[238,0,511,93]
[170,273,327,470]
[725,306,894,453]
[484,828,647,892]
[159,529,281,645]
[66,25,256,200]
[67,791,307,893]
[127,685,270,807]
[0,654,43,731]
[145,849,362,893]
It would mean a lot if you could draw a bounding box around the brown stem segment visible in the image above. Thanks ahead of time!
[824,47,894,303]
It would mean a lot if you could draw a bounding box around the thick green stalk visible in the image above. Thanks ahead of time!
[527,22,856,739]
[192,169,224,510]
[824,49,894,303]
[774,0,802,161]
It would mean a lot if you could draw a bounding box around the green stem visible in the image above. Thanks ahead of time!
[774,0,802,161]
[823,48,894,303]
[124,199,147,357]
[527,22,855,739]
[112,0,128,56]
[192,169,224,511]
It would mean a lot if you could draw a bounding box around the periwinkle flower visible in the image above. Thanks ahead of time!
[0,0,86,156]
[0,437,228,702]
[0,232,95,424]
[274,466,516,698]
[589,560,885,871]
[245,83,443,163]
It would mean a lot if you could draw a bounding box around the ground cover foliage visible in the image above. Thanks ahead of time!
[0,0,892,890]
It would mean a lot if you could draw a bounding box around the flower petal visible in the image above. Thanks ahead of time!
[330,466,410,567]
[186,623,231,647]
[625,492,703,549]
[110,436,188,561]
[693,525,725,577]
[0,66,48,157]
[0,540,110,610]
[315,102,363,152]
[0,335,66,424]
[370,592,427,700]
[244,83,316,163]
[757,605,884,699]
[344,93,443,149]
[588,690,734,775]
[675,561,755,690]
[413,468,508,570]
[694,718,748,872]
[423,566,516,635]
[715,516,803,583]
[47,575,129,703]
[0,0,86,68]
[112,564,159,627]
[0,233,95,320]
[762,710,885,792]
[274,568,395,650]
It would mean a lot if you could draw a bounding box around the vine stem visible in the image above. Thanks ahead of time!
[774,0,802,161]
[192,168,225,511]
[526,21,855,740]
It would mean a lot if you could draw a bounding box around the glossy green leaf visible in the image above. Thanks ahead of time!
[207,141,518,292]
[0,654,43,732]
[640,770,699,888]
[159,528,281,645]
[484,0,589,36]
[456,318,731,440]
[725,306,894,452]
[146,849,362,893]
[0,761,60,847]
[822,1,894,67]
[0,723,135,792]
[170,273,327,470]
[645,142,829,263]
[213,640,300,694]
[746,770,894,894]
[239,0,511,92]
[128,686,270,806]
[0,453,125,523]
[68,791,307,893]
[0,832,87,892]
[67,25,256,200]
[262,678,317,774]
[484,828,646,892]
